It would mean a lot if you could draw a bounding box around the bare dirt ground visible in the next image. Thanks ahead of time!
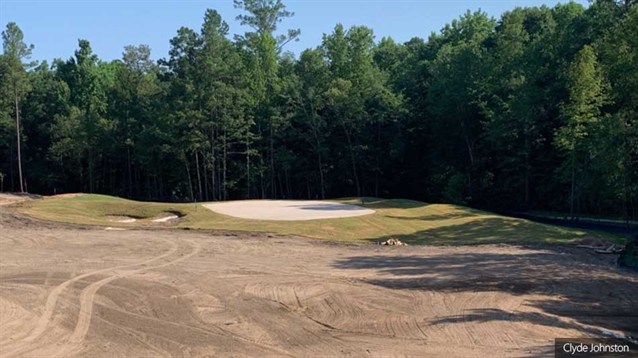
[1,198,637,357]
[202,200,375,221]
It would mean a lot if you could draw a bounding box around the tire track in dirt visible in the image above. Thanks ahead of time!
[0,296,35,346]
[0,237,178,358]
[28,295,176,358]
[44,239,203,358]
[4,209,637,357]
[223,280,354,356]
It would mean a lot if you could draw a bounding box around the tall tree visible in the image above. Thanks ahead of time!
[2,22,36,192]
[482,6,559,209]
[234,0,299,198]
[555,45,606,219]
[2,0,636,222]
[596,4,638,222]
[427,11,495,203]
[53,40,108,193]
[283,48,329,198]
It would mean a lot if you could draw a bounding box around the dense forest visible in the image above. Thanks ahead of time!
[1,0,637,220]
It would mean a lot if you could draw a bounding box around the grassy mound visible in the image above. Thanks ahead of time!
[19,194,620,245]
[21,194,188,225]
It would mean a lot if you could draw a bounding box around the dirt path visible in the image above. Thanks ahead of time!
[1,203,636,357]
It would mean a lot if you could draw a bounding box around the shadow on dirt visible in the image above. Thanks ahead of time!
[333,250,638,337]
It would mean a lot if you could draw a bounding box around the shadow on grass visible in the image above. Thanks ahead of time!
[385,212,480,221]
[333,250,638,338]
[370,217,587,245]
[356,198,430,209]
[287,204,370,211]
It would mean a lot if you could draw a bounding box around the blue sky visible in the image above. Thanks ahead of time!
[1,0,588,63]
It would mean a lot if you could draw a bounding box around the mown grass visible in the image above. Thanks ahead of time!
[18,194,625,245]
[20,195,192,226]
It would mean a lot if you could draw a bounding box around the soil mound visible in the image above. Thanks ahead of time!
[381,238,408,246]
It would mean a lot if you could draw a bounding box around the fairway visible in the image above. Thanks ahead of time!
[18,194,620,245]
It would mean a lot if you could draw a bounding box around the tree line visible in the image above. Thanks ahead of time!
[1,0,637,220]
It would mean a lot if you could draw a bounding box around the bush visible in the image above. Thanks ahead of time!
[618,235,638,270]
[443,173,467,205]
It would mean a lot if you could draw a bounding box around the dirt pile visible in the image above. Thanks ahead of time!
[381,238,408,246]
[0,193,41,206]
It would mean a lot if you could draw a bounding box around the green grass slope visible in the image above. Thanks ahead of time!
[19,194,620,245]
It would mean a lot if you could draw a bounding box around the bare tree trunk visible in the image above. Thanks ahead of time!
[153,174,158,200]
[338,117,361,198]
[127,147,132,197]
[375,120,381,198]
[311,125,325,199]
[79,158,84,192]
[260,155,265,199]
[185,157,194,202]
[9,142,15,192]
[317,151,325,200]
[246,130,250,199]
[195,151,203,201]
[277,163,285,199]
[460,119,475,166]
[158,168,164,200]
[15,96,24,193]
[270,123,275,198]
[576,188,581,221]
[109,158,114,195]
[88,149,94,194]
[285,167,291,199]
[146,173,151,199]
[342,126,360,198]
[570,157,575,220]
[211,128,216,201]
[223,130,227,201]
[203,153,209,201]
[524,167,530,208]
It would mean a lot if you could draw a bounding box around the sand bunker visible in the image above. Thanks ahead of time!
[107,212,180,224]
[151,213,179,223]
[202,200,375,221]
[107,216,137,223]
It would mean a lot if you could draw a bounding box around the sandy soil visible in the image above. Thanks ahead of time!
[202,200,375,221]
[0,194,34,207]
[1,200,637,357]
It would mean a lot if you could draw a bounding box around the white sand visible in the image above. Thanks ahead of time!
[152,214,178,223]
[201,200,375,221]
